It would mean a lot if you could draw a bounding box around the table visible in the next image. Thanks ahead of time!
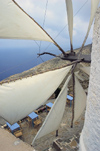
[6,122,22,137]
[67,95,73,107]
[28,112,38,120]
[46,102,53,112]
[6,122,20,132]
[28,112,39,127]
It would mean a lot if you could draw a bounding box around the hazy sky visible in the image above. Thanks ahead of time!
[0,0,100,80]
[0,0,99,54]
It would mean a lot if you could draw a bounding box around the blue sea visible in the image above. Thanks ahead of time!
[0,47,54,81]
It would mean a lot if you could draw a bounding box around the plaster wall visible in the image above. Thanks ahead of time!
[80,8,100,151]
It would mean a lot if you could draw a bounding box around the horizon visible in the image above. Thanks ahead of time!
[0,0,99,80]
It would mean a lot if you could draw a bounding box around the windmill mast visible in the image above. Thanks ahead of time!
[79,8,100,151]
[71,72,75,128]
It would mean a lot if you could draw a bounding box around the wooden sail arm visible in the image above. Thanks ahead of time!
[38,0,99,62]
[53,41,66,56]
[12,0,66,56]
[38,50,91,63]
[37,52,69,60]
[71,72,75,128]
[62,54,91,63]
[71,43,73,53]
[77,0,100,57]
[0,0,66,56]
[38,52,60,58]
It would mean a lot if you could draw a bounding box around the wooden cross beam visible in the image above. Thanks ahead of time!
[38,51,91,63]
[61,52,91,63]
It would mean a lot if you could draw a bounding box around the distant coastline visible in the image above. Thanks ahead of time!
[0,44,91,83]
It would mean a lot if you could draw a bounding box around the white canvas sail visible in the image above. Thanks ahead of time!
[75,71,84,81]
[74,76,87,122]
[80,67,90,76]
[0,0,54,43]
[32,75,71,145]
[65,0,73,48]
[82,0,100,46]
[0,66,71,124]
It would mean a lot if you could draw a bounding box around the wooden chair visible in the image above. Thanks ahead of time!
[14,129,23,138]
[34,118,42,127]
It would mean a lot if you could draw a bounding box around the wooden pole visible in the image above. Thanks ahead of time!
[71,71,75,128]
[56,130,58,137]
[70,43,74,53]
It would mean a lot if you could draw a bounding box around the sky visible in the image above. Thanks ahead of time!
[0,0,97,52]
[0,0,100,80]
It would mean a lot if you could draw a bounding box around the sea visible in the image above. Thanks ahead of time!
[0,47,54,81]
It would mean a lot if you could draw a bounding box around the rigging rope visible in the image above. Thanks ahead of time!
[43,0,89,52]
[0,0,88,76]
[43,0,49,30]
[39,0,49,63]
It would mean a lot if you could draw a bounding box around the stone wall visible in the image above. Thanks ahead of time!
[79,8,100,151]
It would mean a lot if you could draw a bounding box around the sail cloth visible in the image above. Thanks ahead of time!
[0,66,71,125]
[74,76,87,122]
[80,67,90,76]
[75,71,84,81]
[0,0,54,43]
[32,75,71,145]
[65,0,73,48]
[82,0,100,46]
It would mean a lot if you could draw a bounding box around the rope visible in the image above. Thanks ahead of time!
[39,0,49,58]
[0,0,88,76]
[43,0,89,52]
[43,0,49,29]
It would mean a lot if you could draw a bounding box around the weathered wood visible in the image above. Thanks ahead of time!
[71,43,73,53]
[53,139,63,151]
[38,51,91,63]
[56,130,58,137]
[61,53,91,63]
[71,72,75,128]
[37,52,58,58]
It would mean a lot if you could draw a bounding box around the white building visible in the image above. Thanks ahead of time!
[80,8,100,151]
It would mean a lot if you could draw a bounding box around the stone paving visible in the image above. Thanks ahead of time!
[19,103,84,151]
[0,128,35,151]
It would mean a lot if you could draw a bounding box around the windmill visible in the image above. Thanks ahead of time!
[0,0,99,146]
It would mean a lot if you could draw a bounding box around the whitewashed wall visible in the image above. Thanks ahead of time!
[79,8,100,151]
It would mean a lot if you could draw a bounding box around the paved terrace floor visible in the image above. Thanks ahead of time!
[0,128,35,151]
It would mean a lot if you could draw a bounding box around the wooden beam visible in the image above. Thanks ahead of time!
[61,53,91,63]
[71,72,75,128]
